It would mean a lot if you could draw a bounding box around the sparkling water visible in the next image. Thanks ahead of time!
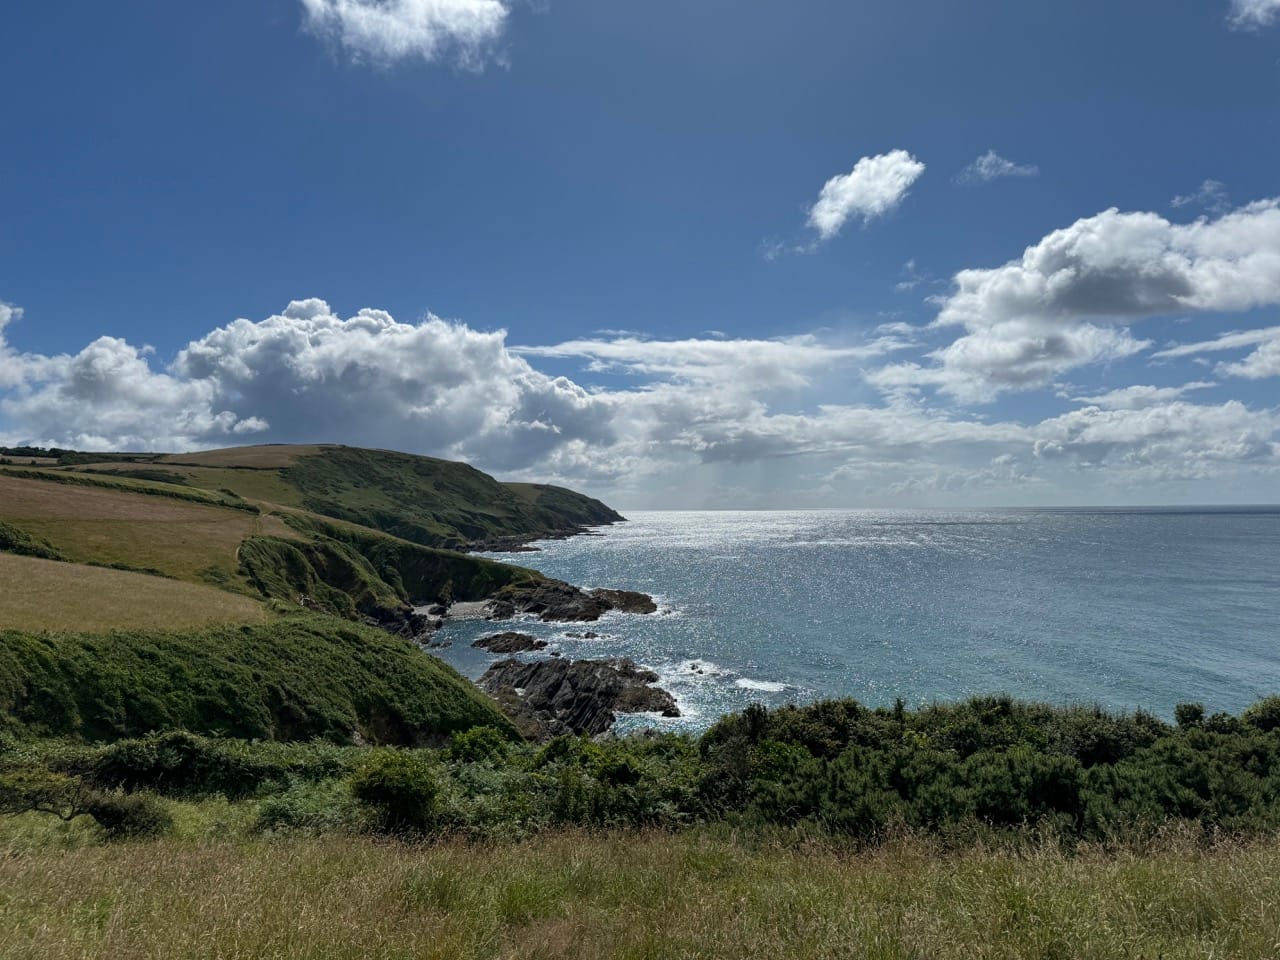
[429,508,1280,730]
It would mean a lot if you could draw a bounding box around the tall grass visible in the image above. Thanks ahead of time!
[0,827,1277,958]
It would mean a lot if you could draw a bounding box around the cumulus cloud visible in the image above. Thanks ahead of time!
[1228,0,1280,29]
[172,299,615,470]
[0,298,1277,505]
[807,150,925,241]
[300,0,509,69]
[956,150,1039,184]
[1033,400,1278,482]
[0,303,25,390]
[871,200,1280,401]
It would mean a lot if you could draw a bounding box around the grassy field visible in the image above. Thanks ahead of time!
[0,554,267,631]
[0,826,1277,959]
[71,463,307,507]
[0,474,296,585]
[159,444,323,468]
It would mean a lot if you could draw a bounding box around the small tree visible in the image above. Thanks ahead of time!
[0,768,95,822]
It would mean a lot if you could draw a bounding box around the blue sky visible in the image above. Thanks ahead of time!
[1,0,1279,507]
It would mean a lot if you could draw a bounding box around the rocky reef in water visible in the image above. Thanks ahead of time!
[483,579,657,622]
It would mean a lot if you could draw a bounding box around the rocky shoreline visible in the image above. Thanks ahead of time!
[425,574,676,740]
[479,656,680,739]
[397,513,678,740]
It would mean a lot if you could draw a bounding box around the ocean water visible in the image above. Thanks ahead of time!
[429,508,1280,730]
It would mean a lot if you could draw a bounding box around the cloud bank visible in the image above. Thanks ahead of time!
[0,284,1277,506]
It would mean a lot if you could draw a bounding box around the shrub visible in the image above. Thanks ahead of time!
[351,751,440,835]
[1175,703,1206,730]
[449,726,511,764]
[86,791,173,838]
[1243,697,1280,733]
[256,780,360,834]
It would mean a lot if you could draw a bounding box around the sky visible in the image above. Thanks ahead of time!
[1,0,1279,508]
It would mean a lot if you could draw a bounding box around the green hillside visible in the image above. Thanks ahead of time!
[0,443,618,623]
[2,443,623,550]
[0,616,514,744]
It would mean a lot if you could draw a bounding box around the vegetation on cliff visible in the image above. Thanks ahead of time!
[0,615,514,744]
[0,443,611,626]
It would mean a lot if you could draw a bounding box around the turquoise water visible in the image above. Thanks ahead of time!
[430,508,1280,729]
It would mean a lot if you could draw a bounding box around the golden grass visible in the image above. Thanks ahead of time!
[157,444,328,469]
[0,554,267,630]
[0,475,288,585]
[0,825,1278,959]
[63,463,307,508]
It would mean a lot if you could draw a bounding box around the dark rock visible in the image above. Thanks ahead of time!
[479,657,680,738]
[565,631,601,639]
[473,632,547,653]
[487,579,657,623]
[489,579,610,622]
[590,589,658,615]
[374,610,441,645]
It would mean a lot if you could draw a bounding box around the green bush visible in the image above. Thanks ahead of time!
[449,726,511,764]
[351,751,440,835]
[256,780,361,834]
[1243,697,1280,733]
[86,791,173,838]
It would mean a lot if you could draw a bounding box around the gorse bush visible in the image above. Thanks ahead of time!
[7,695,1280,844]
[80,731,357,798]
[351,750,441,835]
[84,791,173,838]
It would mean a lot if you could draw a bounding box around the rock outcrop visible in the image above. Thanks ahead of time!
[590,589,658,615]
[485,579,657,622]
[473,632,547,653]
[479,657,680,738]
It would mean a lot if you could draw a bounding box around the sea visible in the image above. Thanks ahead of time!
[427,508,1280,730]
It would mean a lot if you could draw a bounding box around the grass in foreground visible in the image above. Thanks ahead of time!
[0,554,268,631]
[1,827,1278,959]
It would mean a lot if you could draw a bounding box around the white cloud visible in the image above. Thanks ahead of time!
[1154,325,1280,381]
[1070,381,1215,410]
[300,0,509,69]
[1033,400,1278,482]
[1172,179,1230,215]
[171,299,615,470]
[518,331,914,389]
[0,303,25,390]
[871,200,1280,401]
[0,298,1277,505]
[1228,0,1280,29]
[807,150,925,241]
[1154,325,1280,359]
[956,150,1039,184]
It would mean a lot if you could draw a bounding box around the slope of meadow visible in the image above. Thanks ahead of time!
[0,554,267,631]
